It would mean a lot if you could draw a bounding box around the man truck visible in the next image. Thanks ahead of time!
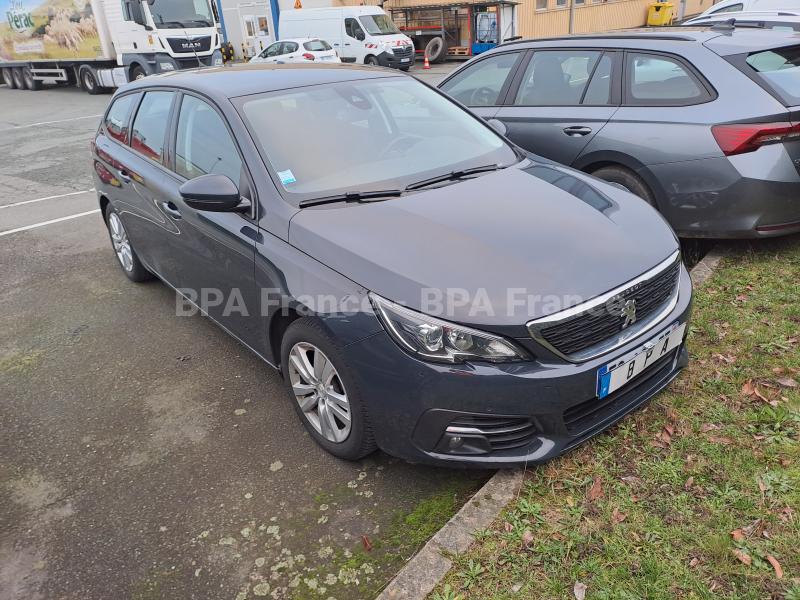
[1,0,223,94]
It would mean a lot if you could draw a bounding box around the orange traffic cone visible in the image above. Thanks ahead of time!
[423,54,431,70]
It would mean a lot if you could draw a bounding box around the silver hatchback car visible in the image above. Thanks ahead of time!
[438,27,800,238]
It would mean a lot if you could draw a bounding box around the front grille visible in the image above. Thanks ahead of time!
[448,415,538,451]
[562,351,676,435]
[167,36,212,54]
[392,45,414,59]
[539,260,680,357]
[175,56,214,69]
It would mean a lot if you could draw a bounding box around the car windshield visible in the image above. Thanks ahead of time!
[358,14,400,35]
[149,0,214,28]
[238,77,517,201]
[746,45,800,105]
[304,39,332,51]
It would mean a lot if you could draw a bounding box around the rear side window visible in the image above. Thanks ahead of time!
[710,2,743,13]
[130,91,174,162]
[175,96,243,183]
[514,50,607,106]
[625,53,710,105]
[304,39,331,51]
[440,52,521,106]
[104,94,137,143]
[745,46,800,105]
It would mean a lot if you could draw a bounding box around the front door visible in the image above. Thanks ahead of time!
[494,49,620,166]
[343,17,366,62]
[159,92,261,349]
[437,50,525,121]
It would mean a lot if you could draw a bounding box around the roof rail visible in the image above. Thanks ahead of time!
[498,33,697,46]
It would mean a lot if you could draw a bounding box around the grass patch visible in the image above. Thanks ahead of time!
[433,237,800,600]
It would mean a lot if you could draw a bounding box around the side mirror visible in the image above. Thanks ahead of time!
[179,174,245,212]
[486,118,507,136]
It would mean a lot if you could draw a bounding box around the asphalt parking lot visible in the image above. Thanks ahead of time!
[0,62,486,600]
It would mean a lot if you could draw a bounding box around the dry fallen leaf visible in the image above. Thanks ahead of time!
[361,535,373,552]
[777,377,797,388]
[612,507,627,523]
[587,476,603,502]
[573,581,587,600]
[689,557,700,568]
[742,380,755,397]
[733,549,752,566]
[521,529,534,547]
[503,521,514,533]
[730,529,745,542]
[766,555,783,579]
[684,476,694,491]
[700,423,720,433]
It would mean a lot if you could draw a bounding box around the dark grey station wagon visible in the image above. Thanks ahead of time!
[93,64,692,467]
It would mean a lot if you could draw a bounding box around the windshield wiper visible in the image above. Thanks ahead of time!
[299,190,403,208]
[404,164,504,191]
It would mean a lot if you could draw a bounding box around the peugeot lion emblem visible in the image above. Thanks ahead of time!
[620,299,637,329]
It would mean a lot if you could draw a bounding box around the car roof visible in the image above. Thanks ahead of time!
[119,63,404,100]
[497,26,800,54]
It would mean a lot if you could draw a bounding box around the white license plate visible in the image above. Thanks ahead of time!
[596,322,686,399]
[401,58,410,63]
[321,56,335,61]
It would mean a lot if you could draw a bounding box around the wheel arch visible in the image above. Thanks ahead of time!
[574,151,666,210]
[98,194,110,218]
[269,307,303,368]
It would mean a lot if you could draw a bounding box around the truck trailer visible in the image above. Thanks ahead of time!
[1,0,223,94]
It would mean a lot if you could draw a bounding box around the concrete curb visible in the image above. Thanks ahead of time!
[377,247,728,600]
[377,469,524,600]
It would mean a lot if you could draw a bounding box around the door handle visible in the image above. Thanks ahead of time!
[161,201,182,219]
[563,126,592,137]
[344,43,351,46]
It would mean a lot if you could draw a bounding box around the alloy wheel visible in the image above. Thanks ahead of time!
[288,342,351,443]
[108,212,133,272]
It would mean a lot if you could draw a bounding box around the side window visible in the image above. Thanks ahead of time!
[130,91,174,162]
[104,93,138,144]
[710,2,743,13]
[514,50,602,106]
[345,18,364,40]
[175,95,243,184]
[439,52,520,107]
[626,53,707,104]
[284,42,299,54]
[582,53,613,105]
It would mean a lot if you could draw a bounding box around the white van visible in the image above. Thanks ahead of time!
[279,6,415,70]
[694,0,798,17]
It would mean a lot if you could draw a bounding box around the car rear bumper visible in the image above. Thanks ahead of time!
[341,264,692,468]
[646,149,800,238]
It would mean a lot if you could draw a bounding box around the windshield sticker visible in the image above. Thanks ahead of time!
[277,169,297,185]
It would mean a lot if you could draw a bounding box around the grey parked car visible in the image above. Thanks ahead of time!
[438,27,800,238]
[92,64,691,467]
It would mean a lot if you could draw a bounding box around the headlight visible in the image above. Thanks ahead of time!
[382,45,395,54]
[370,293,528,363]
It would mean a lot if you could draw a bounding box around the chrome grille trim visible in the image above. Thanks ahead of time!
[526,250,684,363]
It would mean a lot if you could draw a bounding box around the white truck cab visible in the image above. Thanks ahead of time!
[279,6,415,70]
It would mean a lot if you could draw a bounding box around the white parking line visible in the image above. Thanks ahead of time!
[0,209,101,238]
[0,113,104,131]
[0,188,96,209]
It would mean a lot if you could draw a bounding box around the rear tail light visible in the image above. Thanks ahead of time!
[302,53,315,61]
[712,122,800,156]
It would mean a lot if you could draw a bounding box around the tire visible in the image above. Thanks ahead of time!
[80,67,104,95]
[365,55,379,66]
[22,67,43,90]
[11,68,24,90]
[104,206,153,282]
[425,36,447,63]
[591,165,656,207]
[2,67,15,89]
[130,65,147,81]
[280,318,377,461]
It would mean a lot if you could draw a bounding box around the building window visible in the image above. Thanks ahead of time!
[536,0,548,9]
[556,0,567,7]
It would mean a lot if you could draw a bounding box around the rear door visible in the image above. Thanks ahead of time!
[438,50,525,121]
[493,49,620,165]
[99,90,183,283]
[281,41,300,62]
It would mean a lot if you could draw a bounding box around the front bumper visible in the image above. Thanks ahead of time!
[376,50,415,69]
[343,265,693,467]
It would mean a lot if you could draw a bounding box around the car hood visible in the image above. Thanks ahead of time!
[289,162,679,328]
